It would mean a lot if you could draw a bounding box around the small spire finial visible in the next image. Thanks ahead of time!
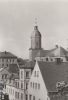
[35,18,37,26]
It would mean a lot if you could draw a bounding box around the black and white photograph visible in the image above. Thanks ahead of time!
[0,0,68,100]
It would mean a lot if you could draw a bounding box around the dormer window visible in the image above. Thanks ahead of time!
[55,58,62,64]
[46,58,48,61]
[51,58,53,61]
[66,56,68,61]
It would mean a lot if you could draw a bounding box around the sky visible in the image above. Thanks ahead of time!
[0,0,68,59]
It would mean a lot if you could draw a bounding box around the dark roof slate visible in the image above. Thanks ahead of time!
[38,61,68,92]
[0,64,19,75]
[8,64,19,73]
[20,61,35,69]
[0,51,17,58]
[8,73,19,80]
[17,58,27,65]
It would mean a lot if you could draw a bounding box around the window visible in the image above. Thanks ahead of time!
[51,58,53,61]
[66,57,68,61]
[25,94,28,100]
[21,93,23,100]
[33,96,35,100]
[35,83,37,89]
[13,90,14,95]
[34,71,36,77]
[18,82,19,88]
[33,82,34,88]
[2,59,4,62]
[7,59,8,62]
[2,64,4,67]
[21,82,23,89]
[21,71,23,79]
[7,88,8,93]
[29,95,32,100]
[34,71,39,77]
[5,74,7,79]
[37,71,39,77]
[26,83,28,89]
[56,58,61,64]
[7,64,8,67]
[38,84,40,89]
[10,59,11,62]
[30,82,32,87]
[2,75,4,79]
[46,58,48,61]
[18,92,19,99]
[15,92,17,98]
[13,59,14,62]
[26,71,29,78]
[15,82,17,87]
[11,88,12,94]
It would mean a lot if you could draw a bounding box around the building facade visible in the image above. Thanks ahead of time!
[2,24,68,100]
[5,64,32,100]
[28,61,68,100]
[0,51,17,68]
[29,25,68,62]
[29,25,42,61]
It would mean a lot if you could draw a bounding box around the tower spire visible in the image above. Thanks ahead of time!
[35,18,37,26]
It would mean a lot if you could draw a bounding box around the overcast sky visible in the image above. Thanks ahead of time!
[0,0,68,59]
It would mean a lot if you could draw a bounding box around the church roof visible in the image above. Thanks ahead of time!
[38,46,68,57]
[38,61,68,91]
[34,46,68,58]
[47,46,68,57]
[31,26,41,37]
[0,51,17,58]
[37,49,50,57]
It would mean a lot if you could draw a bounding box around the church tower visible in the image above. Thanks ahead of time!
[29,25,42,61]
[31,25,41,49]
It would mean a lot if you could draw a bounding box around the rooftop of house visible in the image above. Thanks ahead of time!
[0,64,19,75]
[8,73,19,80]
[20,60,36,69]
[46,46,68,57]
[8,64,19,74]
[17,58,27,65]
[37,61,68,92]
[0,51,17,58]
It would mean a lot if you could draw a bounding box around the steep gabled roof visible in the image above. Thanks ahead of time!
[38,61,68,91]
[0,51,17,58]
